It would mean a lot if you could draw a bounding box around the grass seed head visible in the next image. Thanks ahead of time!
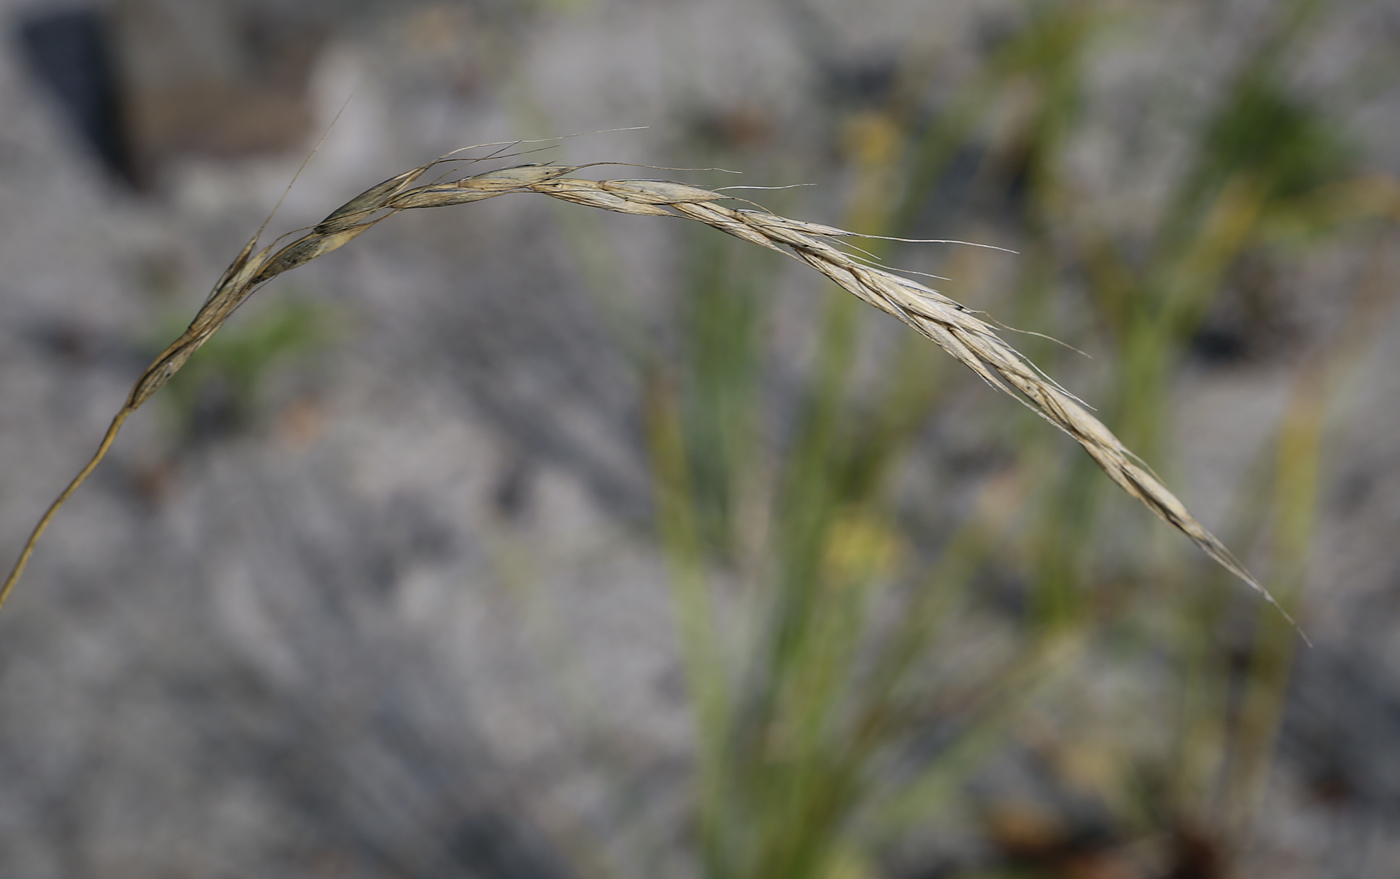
[0,149,1305,641]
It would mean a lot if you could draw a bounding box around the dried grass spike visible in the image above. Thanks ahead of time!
[386,186,502,210]
[599,180,723,204]
[251,223,378,285]
[315,166,431,234]
[461,164,580,192]
[0,154,1305,645]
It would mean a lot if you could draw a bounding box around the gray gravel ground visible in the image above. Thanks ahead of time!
[1,0,1399,877]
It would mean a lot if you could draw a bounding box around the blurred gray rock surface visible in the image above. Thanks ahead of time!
[0,1,1398,877]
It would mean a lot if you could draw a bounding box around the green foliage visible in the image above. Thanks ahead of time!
[633,2,1387,877]
[155,298,327,439]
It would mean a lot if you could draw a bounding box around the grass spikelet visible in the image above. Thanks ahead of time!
[0,145,1306,641]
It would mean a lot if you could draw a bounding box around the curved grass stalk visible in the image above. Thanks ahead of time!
[0,146,1305,640]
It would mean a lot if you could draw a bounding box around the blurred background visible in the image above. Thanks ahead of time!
[0,0,1397,876]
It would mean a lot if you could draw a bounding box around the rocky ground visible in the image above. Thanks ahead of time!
[0,1,1398,877]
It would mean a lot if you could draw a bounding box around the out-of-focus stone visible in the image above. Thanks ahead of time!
[110,0,328,187]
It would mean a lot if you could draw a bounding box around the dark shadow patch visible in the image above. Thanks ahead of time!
[14,6,135,186]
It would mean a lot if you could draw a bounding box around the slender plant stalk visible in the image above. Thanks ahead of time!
[0,145,1304,639]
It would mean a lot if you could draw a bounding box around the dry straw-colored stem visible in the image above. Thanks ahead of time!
[0,146,1304,639]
